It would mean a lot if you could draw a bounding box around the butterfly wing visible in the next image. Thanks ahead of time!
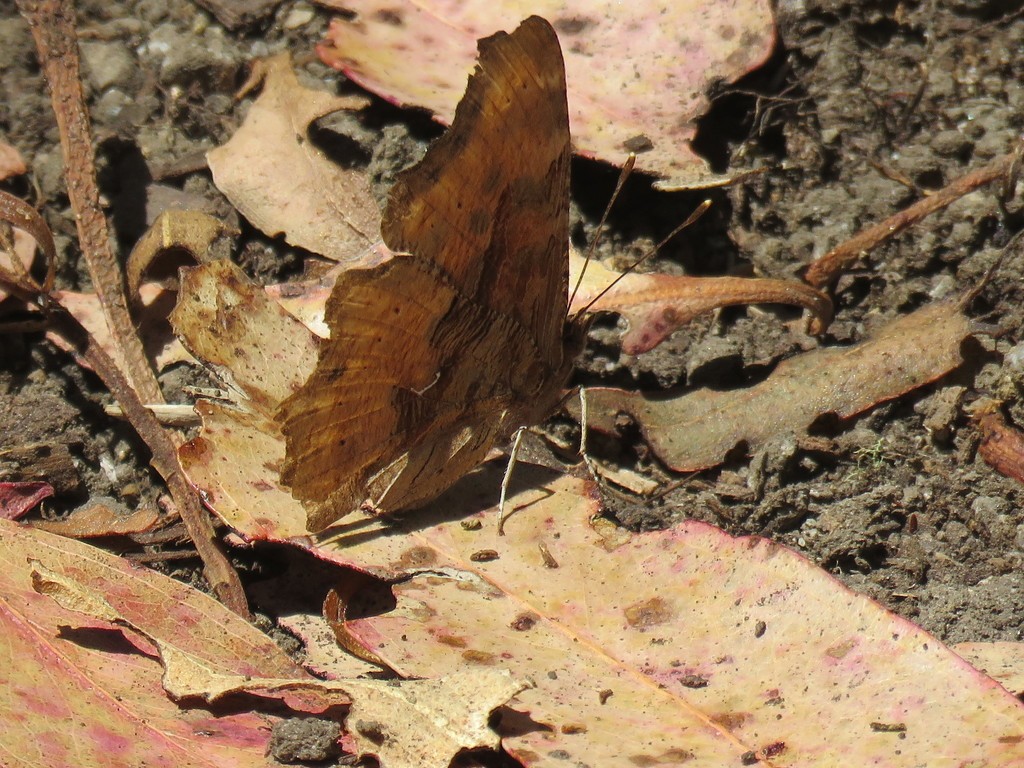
[382,15,571,371]
[279,257,544,531]
[278,17,571,531]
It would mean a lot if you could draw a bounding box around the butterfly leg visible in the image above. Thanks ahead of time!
[496,426,526,535]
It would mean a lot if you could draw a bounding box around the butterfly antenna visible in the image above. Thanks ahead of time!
[579,199,712,316]
[567,154,637,312]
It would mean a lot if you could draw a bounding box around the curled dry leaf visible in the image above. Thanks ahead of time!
[306,469,1024,767]
[580,300,976,471]
[207,53,381,262]
[315,1,775,188]
[0,481,54,520]
[567,251,831,354]
[125,209,237,309]
[28,545,527,768]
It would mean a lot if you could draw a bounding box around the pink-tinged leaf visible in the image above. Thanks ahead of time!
[306,470,1024,766]
[0,519,305,768]
[954,642,1024,697]
[315,2,775,188]
[207,53,381,262]
[581,300,974,471]
[567,252,831,354]
[0,481,54,520]
[26,547,526,768]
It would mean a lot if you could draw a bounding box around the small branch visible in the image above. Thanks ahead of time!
[16,0,163,406]
[804,146,1021,288]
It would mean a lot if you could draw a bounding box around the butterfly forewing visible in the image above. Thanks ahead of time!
[381,16,571,371]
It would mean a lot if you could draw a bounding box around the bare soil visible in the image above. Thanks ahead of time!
[2,0,1023,673]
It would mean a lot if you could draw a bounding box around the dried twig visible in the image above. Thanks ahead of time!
[804,146,1023,287]
[16,0,162,405]
[10,0,249,616]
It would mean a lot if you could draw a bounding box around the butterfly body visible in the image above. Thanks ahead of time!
[279,17,580,531]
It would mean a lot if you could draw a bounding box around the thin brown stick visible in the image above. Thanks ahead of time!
[804,147,1021,287]
[16,0,162,406]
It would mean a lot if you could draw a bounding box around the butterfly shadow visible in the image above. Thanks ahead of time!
[313,460,565,548]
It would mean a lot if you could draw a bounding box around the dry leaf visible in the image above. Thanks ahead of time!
[567,251,831,354]
[0,519,302,767]
[52,287,192,376]
[0,139,27,181]
[976,407,1024,485]
[955,642,1024,696]
[207,53,381,262]
[31,502,160,537]
[125,209,236,308]
[170,259,318,412]
[580,300,975,471]
[0,481,53,519]
[308,470,1024,766]
[315,2,775,188]
[29,552,527,768]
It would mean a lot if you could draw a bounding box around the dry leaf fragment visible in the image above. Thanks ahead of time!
[125,209,237,309]
[0,481,54,520]
[0,140,28,181]
[207,53,381,262]
[567,252,831,354]
[31,502,160,537]
[581,300,975,471]
[170,259,318,412]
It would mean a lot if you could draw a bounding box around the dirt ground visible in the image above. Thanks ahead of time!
[2,0,1023,671]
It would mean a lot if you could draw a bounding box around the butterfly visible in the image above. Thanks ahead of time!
[277,16,586,532]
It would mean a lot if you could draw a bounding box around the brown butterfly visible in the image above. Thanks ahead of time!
[278,16,586,532]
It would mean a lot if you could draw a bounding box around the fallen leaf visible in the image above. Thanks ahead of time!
[955,642,1024,696]
[0,519,303,767]
[0,481,54,520]
[579,300,975,471]
[567,251,831,354]
[295,469,1024,766]
[28,549,527,768]
[52,287,192,377]
[170,259,318,412]
[125,209,237,308]
[207,53,381,262]
[31,502,160,537]
[315,2,775,188]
